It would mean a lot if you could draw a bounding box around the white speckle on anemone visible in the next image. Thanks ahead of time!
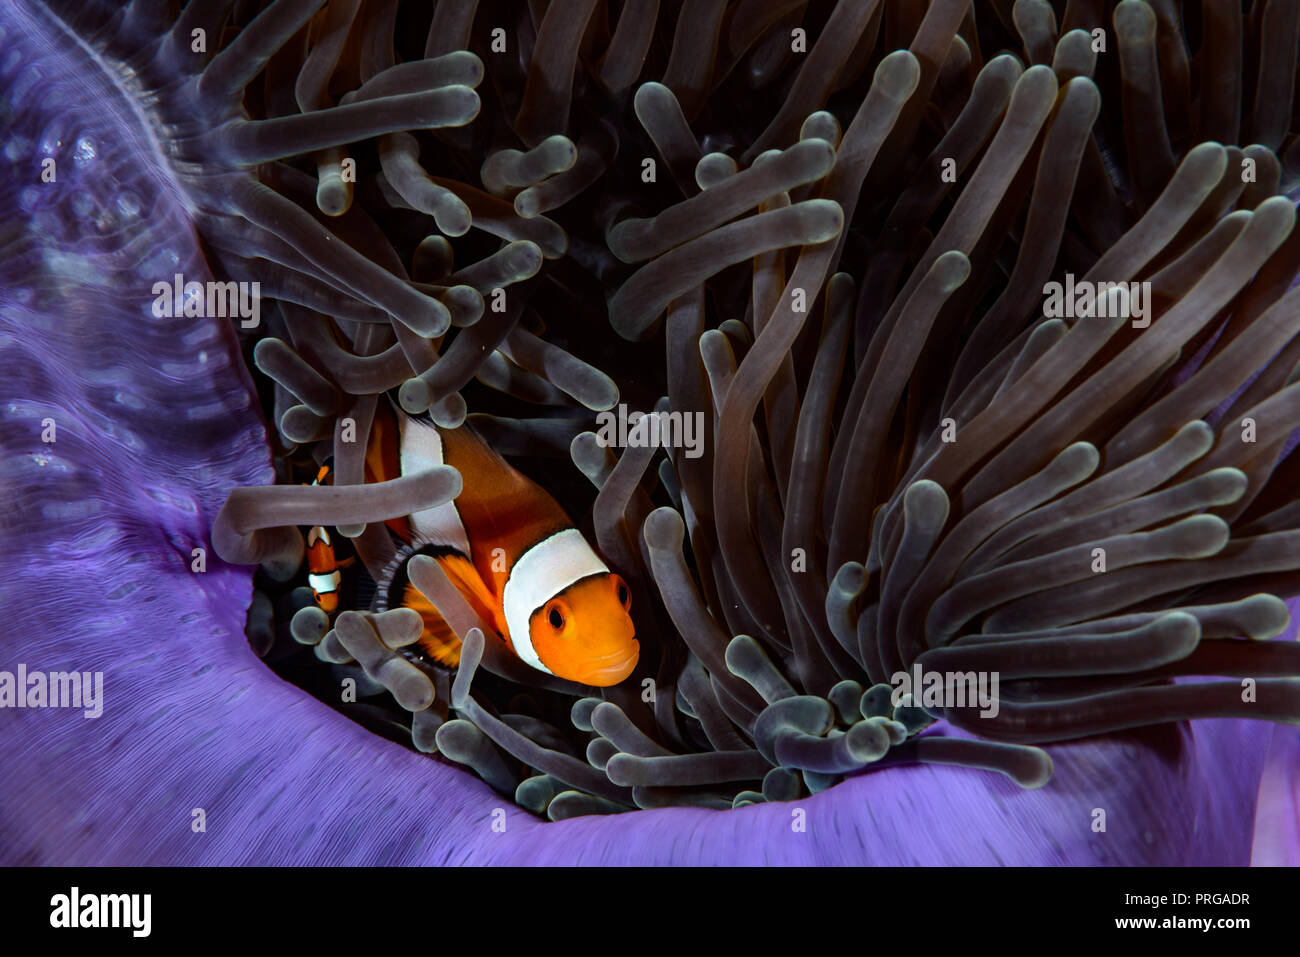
[180,324,221,347]
[8,63,39,105]
[38,125,64,156]
[143,485,199,514]
[42,498,102,521]
[96,421,140,449]
[115,190,140,218]
[73,135,95,164]
[3,134,28,161]
[16,450,70,474]
[138,246,179,274]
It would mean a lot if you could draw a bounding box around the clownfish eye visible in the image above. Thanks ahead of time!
[548,606,564,630]
[614,576,630,610]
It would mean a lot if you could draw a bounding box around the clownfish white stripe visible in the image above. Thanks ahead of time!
[398,413,473,555]
[307,525,331,547]
[309,570,341,593]
[502,528,610,675]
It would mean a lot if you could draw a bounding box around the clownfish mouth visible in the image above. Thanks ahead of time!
[572,643,640,687]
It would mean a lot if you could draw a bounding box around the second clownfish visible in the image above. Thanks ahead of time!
[365,401,639,687]
[305,464,354,615]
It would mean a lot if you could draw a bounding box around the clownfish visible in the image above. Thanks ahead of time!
[365,402,639,687]
[305,464,353,615]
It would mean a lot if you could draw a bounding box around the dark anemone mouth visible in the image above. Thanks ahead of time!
[15,0,1300,826]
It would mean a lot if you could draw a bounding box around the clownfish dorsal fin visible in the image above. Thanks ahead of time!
[364,399,402,484]
[457,414,522,473]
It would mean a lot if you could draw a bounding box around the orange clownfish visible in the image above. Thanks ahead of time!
[305,464,353,615]
[366,402,639,687]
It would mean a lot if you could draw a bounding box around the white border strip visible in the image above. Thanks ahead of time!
[502,529,609,674]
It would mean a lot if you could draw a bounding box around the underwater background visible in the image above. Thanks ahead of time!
[2,0,1299,864]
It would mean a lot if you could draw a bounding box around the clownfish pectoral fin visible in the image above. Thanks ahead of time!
[401,582,463,667]
[436,551,501,634]
[396,551,499,669]
[337,556,357,569]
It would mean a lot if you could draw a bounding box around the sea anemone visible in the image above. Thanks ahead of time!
[2,0,1299,864]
